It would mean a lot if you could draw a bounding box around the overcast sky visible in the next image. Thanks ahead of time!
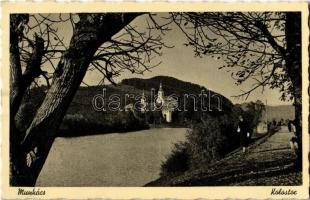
[32,13,292,106]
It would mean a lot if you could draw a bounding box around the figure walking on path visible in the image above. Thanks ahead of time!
[237,115,251,153]
[288,119,298,156]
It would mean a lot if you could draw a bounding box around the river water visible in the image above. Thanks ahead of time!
[36,128,188,186]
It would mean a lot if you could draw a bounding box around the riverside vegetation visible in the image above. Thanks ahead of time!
[159,103,265,177]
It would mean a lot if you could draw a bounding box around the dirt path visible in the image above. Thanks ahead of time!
[148,126,302,186]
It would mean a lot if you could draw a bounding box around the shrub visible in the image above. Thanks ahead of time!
[160,142,190,177]
[160,112,240,176]
[186,114,239,169]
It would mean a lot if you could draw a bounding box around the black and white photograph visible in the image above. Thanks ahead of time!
[4,4,308,198]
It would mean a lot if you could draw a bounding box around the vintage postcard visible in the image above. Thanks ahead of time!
[1,2,309,199]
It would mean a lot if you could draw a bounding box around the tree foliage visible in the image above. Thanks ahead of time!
[18,13,169,87]
[171,12,297,101]
[172,12,302,170]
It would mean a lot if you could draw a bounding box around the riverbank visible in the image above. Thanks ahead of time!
[146,126,301,186]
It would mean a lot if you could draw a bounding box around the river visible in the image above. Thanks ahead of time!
[36,128,188,186]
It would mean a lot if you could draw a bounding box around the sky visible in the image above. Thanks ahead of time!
[82,14,292,106]
[32,13,293,106]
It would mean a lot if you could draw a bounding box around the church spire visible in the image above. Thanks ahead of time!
[156,81,165,105]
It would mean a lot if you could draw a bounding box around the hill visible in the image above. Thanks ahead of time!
[18,76,234,136]
[265,105,295,121]
[239,102,294,122]
[122,76,206,95]
[122,76,234,112]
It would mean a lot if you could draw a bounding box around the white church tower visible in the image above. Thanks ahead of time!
[156,82,165,105]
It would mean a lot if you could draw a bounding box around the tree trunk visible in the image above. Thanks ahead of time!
[10,15,25,118]
[10,13,141,186]
[9,14,53,185]
[285,12,302,170]
[9,14,29,185]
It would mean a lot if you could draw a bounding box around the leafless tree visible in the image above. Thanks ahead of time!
[10,13,172,186]
[171,12,302,169]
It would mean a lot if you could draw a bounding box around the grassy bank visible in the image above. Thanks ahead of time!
[146,125,297,186]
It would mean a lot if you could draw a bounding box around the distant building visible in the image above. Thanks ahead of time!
[140,90,147,113]
[140,82,177,123]
[257,121,267,134]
